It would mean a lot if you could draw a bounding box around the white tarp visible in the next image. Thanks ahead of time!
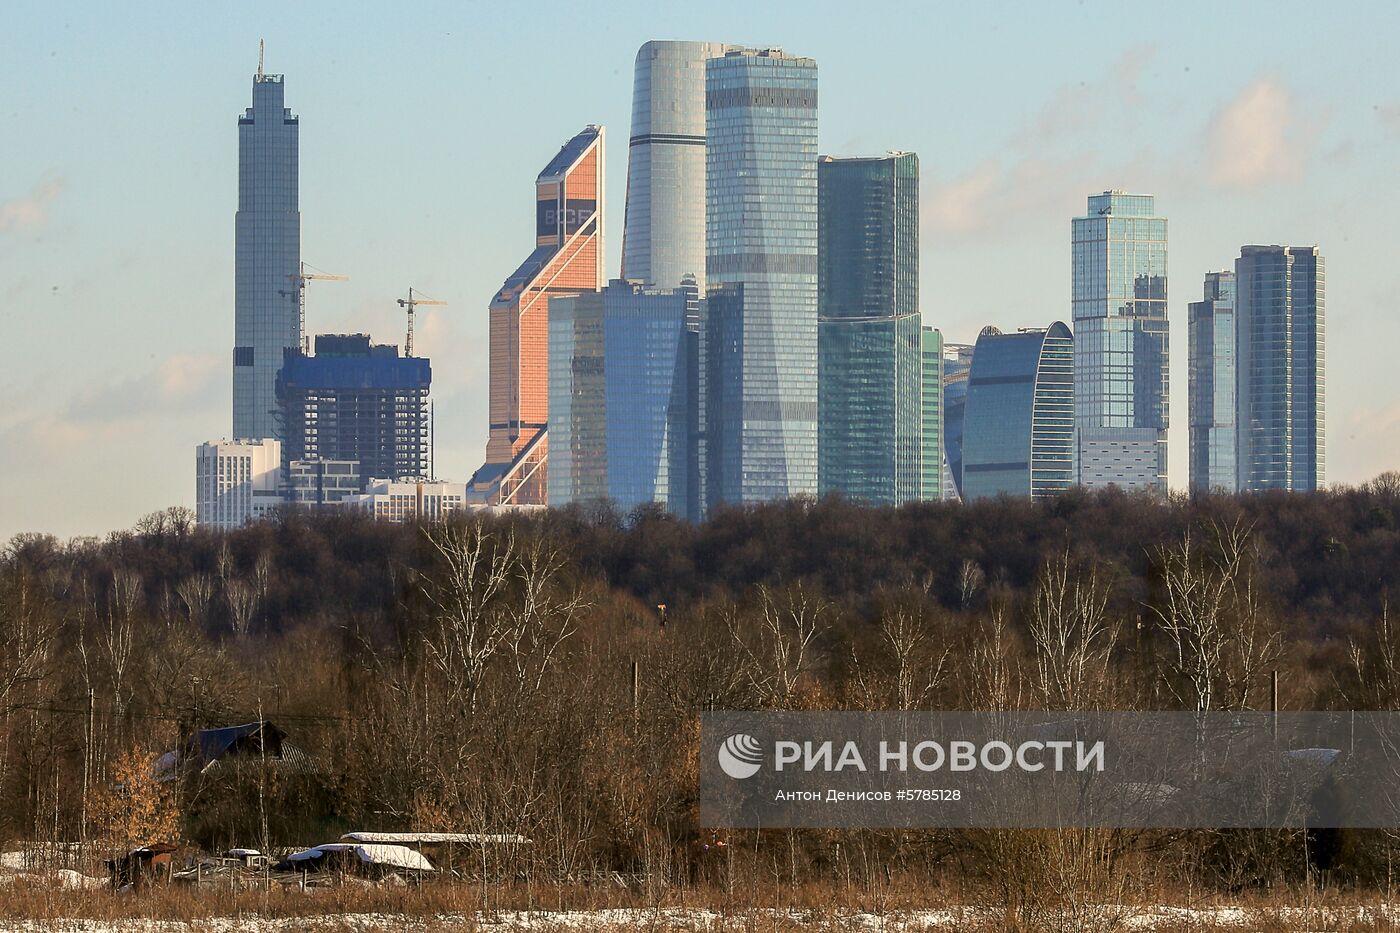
[353,844,434,871]
[289,843,433,871]
[340,832,531,846]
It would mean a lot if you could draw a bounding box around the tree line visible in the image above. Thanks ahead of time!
[3,475,1400,903]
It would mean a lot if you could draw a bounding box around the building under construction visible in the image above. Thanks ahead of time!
[276,334,431,489]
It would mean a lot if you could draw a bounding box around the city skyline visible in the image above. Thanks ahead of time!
[5,1,1400,538]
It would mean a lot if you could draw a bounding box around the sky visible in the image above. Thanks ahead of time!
[3,0,1399,541]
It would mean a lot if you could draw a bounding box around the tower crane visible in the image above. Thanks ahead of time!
[281,262,348,352]
[396,287,447,357]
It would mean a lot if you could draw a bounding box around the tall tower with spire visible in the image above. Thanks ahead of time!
[233,47,301,441]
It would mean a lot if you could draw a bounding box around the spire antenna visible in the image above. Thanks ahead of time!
[257,39,264,80]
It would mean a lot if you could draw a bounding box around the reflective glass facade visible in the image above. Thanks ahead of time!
[233,71,300,441]
[1071,191,1168,491]
[817,153,920,506]
[470,126,605,506]
[705,48,819,506]
[941,342,975,499]
[1235,246,1325,492]
[548,280,699,519]
[622,41,729,291]
[1188,271,1237,493]
[960,324,1075,501]
[921,327,944,502]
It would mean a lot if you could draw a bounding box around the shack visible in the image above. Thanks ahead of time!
[105,843,181,889]
[339,832,531,876]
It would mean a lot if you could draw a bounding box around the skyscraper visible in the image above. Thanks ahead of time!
[817,153,921,506]
[233,57,300,441]
[548,279,700,519]
[1235,245,1325,492]
[921,327,944,502]
[960,324,1075,502]
[469,126,605,506]
[941,342,975,500]
[704,48,819,507]
[1071,191,1168,492]
[1188,271,1237,493]
[622,40,729,291]
[276,334,431,489]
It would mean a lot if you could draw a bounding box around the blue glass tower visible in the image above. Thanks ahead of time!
[1188,271,1237,493]
[941,342,975,500]
[548,280,699,519]
[960,324,1075,501]
[1071,191,1168,492]
[817,153,921,506]
[1235,245,1325,492]
[233,61,300,441]
[704,48,819,506]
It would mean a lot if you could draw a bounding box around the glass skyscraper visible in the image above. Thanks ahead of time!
[941,342,975,500]
[817,153,921,506]
[960,324,1075,501]
[704,48,819,507]
[1188,271,1237,493]
[622,40,729,291]
[548,280,699,519]
[469,126,604,506]
[921,327,944,502]
[233,62,300,442]
[1071,191,1168,492]
[1235,245,1325,492]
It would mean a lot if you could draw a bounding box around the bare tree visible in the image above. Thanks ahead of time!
[1148,521,1281,712]
[852,598,952,710]
[225,579,259,639]
[417,522,581,715]
[1026,551,1119,710]
[176,573,215,630]
[959,559,986,611]
[0,560,60,715]
[728,584,829,709]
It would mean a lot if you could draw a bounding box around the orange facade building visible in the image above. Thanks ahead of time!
[469,126,605,505]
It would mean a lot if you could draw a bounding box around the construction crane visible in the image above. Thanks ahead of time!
[396,287,447,357]
[280,262,348,352]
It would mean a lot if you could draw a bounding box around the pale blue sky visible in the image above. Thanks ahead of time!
[3,1,1399,539]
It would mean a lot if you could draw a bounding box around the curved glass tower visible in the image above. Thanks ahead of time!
[960,323,1075,501]
[233,65,300,441]
[622,40,729,291]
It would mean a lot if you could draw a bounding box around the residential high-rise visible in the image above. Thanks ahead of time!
[622,41,729,291]
[960,324,1075,501]
[548,279,700,519]
[704,48,819,507]
[343,479,470,523]
[469,126,605,506]
[233,58,300,442]
[195,438,283,529]
[921,327,944,502]
[941,342,975,500]
[1235,245,1325,492]
[276,334,431,489]
[1188,271,1237,493]
[1071,191,1168,492]
[817,153,921,506]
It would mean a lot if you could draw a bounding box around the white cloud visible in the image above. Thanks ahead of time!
[1206,78,1306,188]
[0,176,65,235]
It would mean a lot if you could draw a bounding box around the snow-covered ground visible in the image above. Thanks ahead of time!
[0,905,1395,932]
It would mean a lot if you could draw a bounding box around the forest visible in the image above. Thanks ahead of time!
[4,475,1400,916]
